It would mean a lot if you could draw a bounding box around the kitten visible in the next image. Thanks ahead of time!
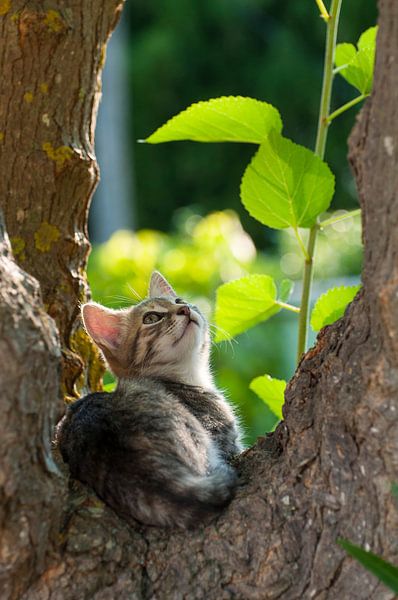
[56,271,242,529]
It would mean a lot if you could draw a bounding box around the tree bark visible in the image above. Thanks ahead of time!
[1,0,398,599]
[0,0,124,400]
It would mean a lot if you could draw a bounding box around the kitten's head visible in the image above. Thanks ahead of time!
[82,272,212,387]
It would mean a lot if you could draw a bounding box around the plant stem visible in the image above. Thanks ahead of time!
[297,227,317,362]
[327,94,368,123]
[315,0,330,21]
[276,301,300,314]
[296,0,342,364]
[293,227,310,261]
[318,208,361,228]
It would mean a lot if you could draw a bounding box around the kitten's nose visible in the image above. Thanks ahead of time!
[177,305,190,317]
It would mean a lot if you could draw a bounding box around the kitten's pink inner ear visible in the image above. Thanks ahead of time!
[82,304,123,351]
[149,271,177,298]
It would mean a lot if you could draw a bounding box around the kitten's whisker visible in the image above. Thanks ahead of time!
[127,284,143,302]
[104,294,138,307]
[209,323,237,354]
[209,322,237,340]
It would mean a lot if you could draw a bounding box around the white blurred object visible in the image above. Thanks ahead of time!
[90,18,135,242]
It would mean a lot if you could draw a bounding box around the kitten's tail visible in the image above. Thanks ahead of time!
[183,463,238,506]
[161,462,238,528]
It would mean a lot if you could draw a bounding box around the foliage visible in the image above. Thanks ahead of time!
[88,208,361,442]
[143,8,376,420]
[338,540,398,594]
[311,285,360,331]
[335,27,377,95]
[214,275,281,341]
[241,131,335,230]
[90,4,374,440]
[145,96,282,144]
[88,210,262,306]
[127,1,377,240]
[249,374,286,420]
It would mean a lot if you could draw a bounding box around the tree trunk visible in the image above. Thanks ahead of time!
[1,1,398,599]
[0,0,124,400]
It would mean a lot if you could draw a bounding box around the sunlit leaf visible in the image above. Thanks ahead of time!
[311,285,360,331]
[144,96,282,144]
[335,43,356,68]
[241,131,335,230]
[339,540,398,594]
[103,381,116,392]
[250,374,286,419]
[214,275,280,341]
[335,26,377,95]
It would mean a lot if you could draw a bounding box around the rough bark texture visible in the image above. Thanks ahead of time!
[1,0,398,599]
[0,0,124,400]
[0,216,63,599]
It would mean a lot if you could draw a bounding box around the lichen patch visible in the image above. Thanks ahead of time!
[34,222,60,252]
[44,9,65,32]
[10,237,26,261]
[42,142,73,170]
[0,0,11,16]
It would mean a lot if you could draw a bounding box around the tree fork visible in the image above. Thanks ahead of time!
[1,1,397,599]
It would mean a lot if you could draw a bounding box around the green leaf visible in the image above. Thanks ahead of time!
[279,279,294,302]
[214,275,280,341]
[250,374,286,419]
[392,482,398,499]
[338,539,398,594]
[103,381,116,392]
[241,131,335,230]
[358,26,377,51]
[144,96,282,144]
[335,26,377,94]
[311,285,360,331]
[335,43,356,68]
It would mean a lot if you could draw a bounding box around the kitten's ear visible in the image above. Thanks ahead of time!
[149,271,177,299]
[82,303,125,352]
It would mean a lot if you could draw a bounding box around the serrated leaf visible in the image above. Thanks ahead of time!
[311,285,360,331]
[250,374,286,419]
[279,279,294,302]
[214,275,280,341]
[144,96,282,144]
[338,540,398,594]
[335,26,377,94]
[241,131,335,230]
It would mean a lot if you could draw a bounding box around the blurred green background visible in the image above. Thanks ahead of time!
[88,1,376,445]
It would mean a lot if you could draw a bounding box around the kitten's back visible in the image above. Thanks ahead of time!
[57,379,238,528]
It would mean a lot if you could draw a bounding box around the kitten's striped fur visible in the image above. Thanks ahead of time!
[57,272,242,528]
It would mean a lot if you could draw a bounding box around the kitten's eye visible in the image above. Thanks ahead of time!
[175,298,186,304]
[143,312,164,324]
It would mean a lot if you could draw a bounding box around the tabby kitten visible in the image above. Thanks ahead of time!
[57,272,242,529]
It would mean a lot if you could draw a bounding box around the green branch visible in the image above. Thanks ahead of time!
[293,227,310,261]
[319,208,361,228]
[296,0,342,363]
[327,94,368,123]
[315,0,330,21]
[276,301,300,314]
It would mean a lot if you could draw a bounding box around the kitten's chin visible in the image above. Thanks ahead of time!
[174,319,201,348]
